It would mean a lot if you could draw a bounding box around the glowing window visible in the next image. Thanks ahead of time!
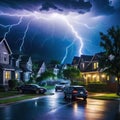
[107,76,109,80]
[15,72,19,79]
[115,77,117,81]
[5,71,11,80]
[93,62,98,69]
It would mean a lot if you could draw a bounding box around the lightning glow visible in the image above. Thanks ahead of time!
[0,11,84,63]
[61,38,75,64]
[2,17,23,40]
[20,20,31,52]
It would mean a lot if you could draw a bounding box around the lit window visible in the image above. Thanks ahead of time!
[115,77,118,81]
[93,62,98,69]
[101,74,105,78]
[15,72,19,79]
[5,71,11,80]
[107,76,109,80]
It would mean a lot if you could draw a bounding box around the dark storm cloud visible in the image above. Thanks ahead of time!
[0,0,92,14]
[92,0,115,15]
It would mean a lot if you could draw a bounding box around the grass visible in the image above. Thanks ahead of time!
[0,94,43,104]
[89,93,120,100]
[0,91,19,98]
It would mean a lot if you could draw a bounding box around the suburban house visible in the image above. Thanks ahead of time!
[0,38,33,88]
[0,38,15,86]
[72,53,116,85]
[18,55,32,82]
[11,54,32,82]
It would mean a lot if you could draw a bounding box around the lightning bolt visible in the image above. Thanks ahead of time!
[0,11,84,63]
[20,20,31,52]
[63,18,83,56]
[1,17,23,40]
[61,38,75,64]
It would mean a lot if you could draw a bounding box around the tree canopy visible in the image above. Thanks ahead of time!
[99,26,120,95]
[63,67,81,83]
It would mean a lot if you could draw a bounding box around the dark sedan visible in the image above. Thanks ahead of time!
[17,84,47,94]
[64,85,88,100]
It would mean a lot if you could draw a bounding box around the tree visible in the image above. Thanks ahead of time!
[63,67,81,84]
[36,71,55,82]
[99,26,120,95]
[30,62,39,82]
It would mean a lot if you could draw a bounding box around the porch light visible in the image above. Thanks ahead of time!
[93,75,96,78]
[87,74,91,77]
[101,74,105,78]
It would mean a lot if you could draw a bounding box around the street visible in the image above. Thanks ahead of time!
[0,91,119,120]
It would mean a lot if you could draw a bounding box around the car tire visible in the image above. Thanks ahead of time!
[83,97,87,101]
[36,90,39,94]
[72,96,76,100]
[40,91,45,94]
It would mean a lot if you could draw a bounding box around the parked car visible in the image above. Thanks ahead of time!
[55,82,70,92]
[64,86,88,100]
[17,84,47,94]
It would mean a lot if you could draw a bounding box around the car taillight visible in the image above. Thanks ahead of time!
[73,90,78,94]
[85,90,88,94]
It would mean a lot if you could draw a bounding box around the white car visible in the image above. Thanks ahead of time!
[55,82,70,92]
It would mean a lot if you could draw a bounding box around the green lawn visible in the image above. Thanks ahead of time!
[0,94,43,104]
[0,86,55,104]
[89,93,120,100]
[0,91,19,98]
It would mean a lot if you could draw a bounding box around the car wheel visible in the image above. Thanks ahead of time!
[40,91,45,94]
[72,96,76,100]
[19,89,23,94]
[36,90,39,94]
[83,97,87,101]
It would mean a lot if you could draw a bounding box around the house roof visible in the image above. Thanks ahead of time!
[11,54,20,60]
[80,55,93,62]
[72,56,80,65]
[0,63,15,70]
[20,55,30,63]
[21,66,32,72]
[33,60,45,71]
[0,38,12,54]
[0,63,22,71]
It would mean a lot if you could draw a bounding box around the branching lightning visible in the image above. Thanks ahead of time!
[0,11,85,63]
[1,17,23,40]
[20,20,31,52]
[61,38,75,64]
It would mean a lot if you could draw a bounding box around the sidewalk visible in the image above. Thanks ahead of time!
[0,94,24,100]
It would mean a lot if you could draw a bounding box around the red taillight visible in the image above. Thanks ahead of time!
[73,90,78,94]
[85,90,88,94]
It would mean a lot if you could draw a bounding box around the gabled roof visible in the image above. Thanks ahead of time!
[72,56,80,65]
[33,60,45,72]
[80,55,93,62]
[0,38,12,54]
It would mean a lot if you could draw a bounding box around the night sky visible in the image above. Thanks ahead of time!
[0,0,120,64]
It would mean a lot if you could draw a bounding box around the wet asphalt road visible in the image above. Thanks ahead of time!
[0,91,119,120]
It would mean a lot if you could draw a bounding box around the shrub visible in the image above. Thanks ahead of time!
[86,83,107,92]
[8,79,18,90]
